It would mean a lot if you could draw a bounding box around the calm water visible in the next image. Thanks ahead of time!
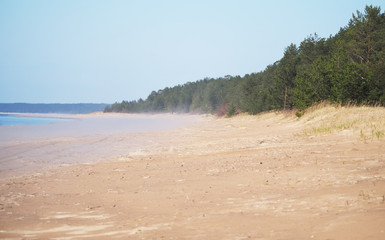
[0,114,72,126]
[0,114,201,178]
[0,114,200,142]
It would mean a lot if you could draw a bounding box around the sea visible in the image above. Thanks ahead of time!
[0,113,201,143]
[0,113,200,178]
[0,114,72,126]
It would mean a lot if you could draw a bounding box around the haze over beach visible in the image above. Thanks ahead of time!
[1,1,385,239]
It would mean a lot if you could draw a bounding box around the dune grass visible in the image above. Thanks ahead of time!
[298,102,385,141]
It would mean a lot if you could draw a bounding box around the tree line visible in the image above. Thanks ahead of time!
[105,5,385,115]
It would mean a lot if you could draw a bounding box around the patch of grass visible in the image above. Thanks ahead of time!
[295,111,303,118]
[371,124,385,140]
[375,130,384,139]
[305,120,358,135]
[360,129,369,143]
[298,102,385,141]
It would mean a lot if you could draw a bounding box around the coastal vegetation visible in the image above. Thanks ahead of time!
[105,5,385,116]
[297,101,385,140]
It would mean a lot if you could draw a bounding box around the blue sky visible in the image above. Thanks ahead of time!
[0,0,383,103]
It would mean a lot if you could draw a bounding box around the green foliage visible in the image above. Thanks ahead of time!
[105,5,385,114]
[227,103,237,117]
[240,70,275,114]
[295,111,304,118]
[294,5,385,109]
[271,44,300,109]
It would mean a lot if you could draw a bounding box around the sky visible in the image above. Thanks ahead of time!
[0,0,384,103]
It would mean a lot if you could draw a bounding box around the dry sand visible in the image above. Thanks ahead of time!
[0,108,384,239]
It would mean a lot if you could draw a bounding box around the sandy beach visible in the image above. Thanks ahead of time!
[0,107,384,239]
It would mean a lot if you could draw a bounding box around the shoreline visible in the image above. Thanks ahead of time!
[0,112,81,120]
[0,109,384,239]
[0,113,205,179]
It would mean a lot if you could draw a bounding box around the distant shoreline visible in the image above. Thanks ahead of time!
[0,112,80,120]
[0,103,108,114]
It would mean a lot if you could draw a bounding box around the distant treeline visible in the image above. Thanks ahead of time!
[0,103,108,114]
[105,5,385,115]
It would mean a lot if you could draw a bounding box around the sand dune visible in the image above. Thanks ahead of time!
[0,107,384,239]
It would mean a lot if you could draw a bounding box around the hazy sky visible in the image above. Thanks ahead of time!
[0,0,383,103]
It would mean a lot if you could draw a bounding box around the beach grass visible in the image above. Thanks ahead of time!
[298,102,385,141]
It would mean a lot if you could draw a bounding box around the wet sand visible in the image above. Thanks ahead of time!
[0,111,384,239]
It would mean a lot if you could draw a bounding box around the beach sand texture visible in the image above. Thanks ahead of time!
[0,108,384,239]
